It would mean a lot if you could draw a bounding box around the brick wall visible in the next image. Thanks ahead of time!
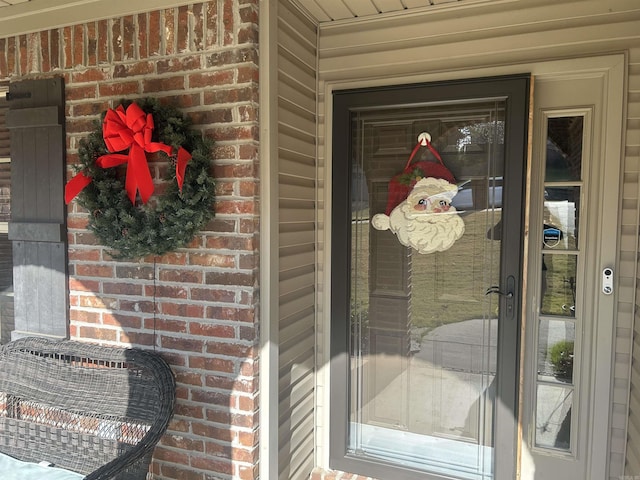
[0,1,260,479]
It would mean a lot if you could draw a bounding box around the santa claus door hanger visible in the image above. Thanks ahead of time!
[371,133,465,254]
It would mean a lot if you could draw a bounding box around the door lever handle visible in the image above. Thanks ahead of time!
[485,275,516,320]
[485,286,513,298]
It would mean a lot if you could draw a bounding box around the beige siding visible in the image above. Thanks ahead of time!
[625,47,640,475]
[314,1,640,478]
[277,1,317,480]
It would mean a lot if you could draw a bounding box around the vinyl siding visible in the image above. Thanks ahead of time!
[624,46,640,476]
[277,1,317,480]
[314,1,640,478]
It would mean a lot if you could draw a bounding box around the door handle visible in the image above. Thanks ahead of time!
[485,286,513,298]
[485,275,516,319]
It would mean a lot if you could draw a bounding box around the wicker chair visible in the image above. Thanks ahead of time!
[0,337,176,480]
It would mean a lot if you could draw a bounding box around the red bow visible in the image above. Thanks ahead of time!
[65,103,192,205]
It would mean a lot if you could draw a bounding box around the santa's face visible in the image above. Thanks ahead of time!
[371,177,465,254]
[412,195,453,214]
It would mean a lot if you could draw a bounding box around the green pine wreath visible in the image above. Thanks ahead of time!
[72,98,215,259]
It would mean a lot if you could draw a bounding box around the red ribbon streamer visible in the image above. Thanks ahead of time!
[64,103,192,205]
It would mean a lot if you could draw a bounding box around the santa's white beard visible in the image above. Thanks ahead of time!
[387,205,465,254]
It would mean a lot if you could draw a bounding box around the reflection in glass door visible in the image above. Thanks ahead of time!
[350,101,504,479]
[331,76,530,480]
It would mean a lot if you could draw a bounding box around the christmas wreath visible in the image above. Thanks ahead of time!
[65,98,215,259]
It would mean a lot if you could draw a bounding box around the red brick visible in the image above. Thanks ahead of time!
[148,284,188,299]
[204,86,257,105]
[214,163,256,178]
[145,317,188,333]
[73,24,84,66]
[190,287,236,303]
[204,236,253,251]
[68,278,100,292]
[156,252,187,265]
[205,341,253,359]
[192,356,236,374]
[173,403,204,420]
[161,336,204,353]
[189,108,233,125]
[6,37,15,76]
[158,464,203,480]
[122,16,135,60]
[158,93,201,108]
[223,0,234,46]
[238,326,257,342]
[71,67,108,83]
[111,18,122,62]
[192,3,204,50]
[157,303,204,319]
[238,254,255,270]
[86,22,97,66]
[97,20,108,64]
[40,31,50,72]
[239,219,258,234]
[238,181,260,197]
[119,300,156,314]
[72,101,110,117]
[70,309,100,323]
[78,294,117,309]
[177,5,189,53]
[238,25,258,45]
[0,38,7,77]
[142,75,185,93]
[189,70,234,88]
[175,370,203,386]
[137,13,148,59]
[237,464,259,480]
[190,455,232,474]
[68,248,100,262]
[113,61,154,78]
[237,430,256,447]
[205,1,218,48]
[75,264,114,278]
[205,271,254,288]
[102,282,143,296]
[164,8,176,55]
[98,81,140,97]
[190,389,230,405]
[66,85,98,102]
[157,55,201,74]
[207,306,255,322]
[162,433,204,452]
[115,265,154,280]
[101,313,142,329]
[208,125,257,142]
[190,253,236,268]
[78,326,117,341]
[215,199,256,215]
[192,423,232,443]
[189,322,235,339]
[153,446,190,465]
[119,331,156,346]
[158,268,202,284]
[66,216,90,229]
[62,27,72,68]
[18,35,27,75]
[66,116,99,134]
[148,10,161,55]
[239,144,258,160]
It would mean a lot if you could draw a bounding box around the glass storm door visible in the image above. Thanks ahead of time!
[330,76,530,480]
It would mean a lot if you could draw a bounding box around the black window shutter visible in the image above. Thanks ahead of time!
[6,78,68,339]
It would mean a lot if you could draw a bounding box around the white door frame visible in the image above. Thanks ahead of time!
[318,53,626,479]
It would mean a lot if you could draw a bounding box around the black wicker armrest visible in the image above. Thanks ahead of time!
[0,337,176,480]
